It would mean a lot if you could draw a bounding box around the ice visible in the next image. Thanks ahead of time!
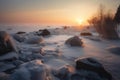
[0,26,120,80]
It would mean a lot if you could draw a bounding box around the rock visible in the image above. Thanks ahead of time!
[0,31,17,55]
[71,70,103,80]
[0,62,16,72]
[11,60,53,80]
[24,36,44,44]
[0,72,10,80]
[12,60,24,67]
[16,31,26,34]
[80,32,92,36]
[75,57,112,80]
[38,29,51,36]
[56,65,70,80]
[12,34,26,42]
[0,52,18,61]
[65,36,83,46]
[39,48,45,56]
[107,46,120,55]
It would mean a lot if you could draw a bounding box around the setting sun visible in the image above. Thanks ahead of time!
[76,18,84,25]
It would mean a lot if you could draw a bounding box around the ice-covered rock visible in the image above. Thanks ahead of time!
[0,31,18,55]
[107,46,120,55]
[0,52,18,61]
[0,72,10,80]
[65,36,83,46]
[19,51,43,62]
[24,36,44,44]
[12,34,26,42]
[71,70,103,80]
[12,60,24,67]
[0,62,16,72]
[55,65,70,80]
[11,60,54,80]
[75,57,112,80]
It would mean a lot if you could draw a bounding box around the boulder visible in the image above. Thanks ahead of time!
[16,31,26,34]
[0,72,10,80]
[71,70,104,80]
[56,65,70,80]
[12,34,26,42]
[0,62,16,72]
[38,29,51,36]
[75,57,112,80]
[80,32,92,36]
[24,36,44,44]
[107,46,120,55]
[65,36,83,46]
[0,31,17,55]
[11,60,53,80]
[0,52,18,61]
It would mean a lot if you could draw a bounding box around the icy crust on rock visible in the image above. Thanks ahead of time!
[11,60,53,80]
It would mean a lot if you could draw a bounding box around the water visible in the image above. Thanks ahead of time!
[0,24,60,34]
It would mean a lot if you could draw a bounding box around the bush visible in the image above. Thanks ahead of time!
[88,5,119,39]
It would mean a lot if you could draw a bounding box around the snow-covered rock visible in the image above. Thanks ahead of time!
[12,34,26,42]
[0,31,18,55]
[11,60,55,80]
[0,62,16,72]
[71,70,103,80]
[56,65,70,80]
[65,36,83,46]
[0,52,18,61]
[107,46,120,55]
[24,36,44,44]
[75,57,112,80]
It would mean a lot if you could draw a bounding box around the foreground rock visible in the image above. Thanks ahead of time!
[75,57,112,80]
[107,46,120,55]
[11,60,57,80]
[65,36,83,46]
[0,31,18,55]
[0,62,16,72]
[0,72,10,80]
[71,70,104,80]
[55,65,70,80]
[0,52,18,61]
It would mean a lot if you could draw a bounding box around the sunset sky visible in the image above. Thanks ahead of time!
[0,0,120,26]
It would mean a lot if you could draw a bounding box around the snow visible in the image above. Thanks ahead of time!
[0,52,18,61]
[1,26,120,80]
